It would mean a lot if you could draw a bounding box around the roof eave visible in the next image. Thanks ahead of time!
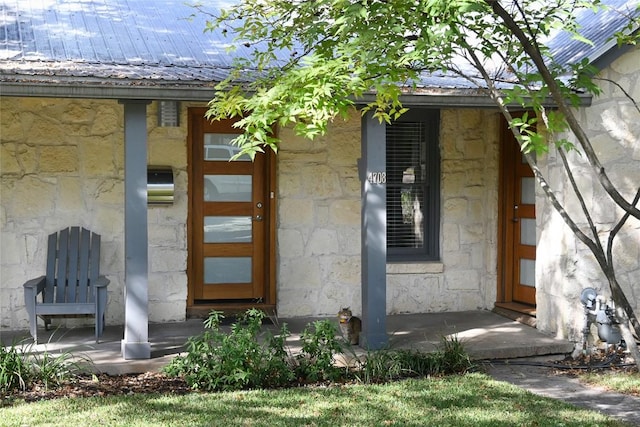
[356,91,592,109]
[0,79,217,102]
[0,76,593,108]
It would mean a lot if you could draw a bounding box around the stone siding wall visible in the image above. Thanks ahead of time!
[0,98,197,330]
[435,109,499,312]
[276,111,363,316]
[1,97,500,330]
[536,46,640,341]
[277,108,499,318]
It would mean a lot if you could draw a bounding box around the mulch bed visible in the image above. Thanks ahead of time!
[552,347,637,373]
[3,348,638,405]
[2,372,193,405]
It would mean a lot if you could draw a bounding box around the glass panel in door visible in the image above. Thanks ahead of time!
[520,218,536,246]
[204,257,252,283]
[204,216,252,243]
[204,175,252,202]
[519,259,536,287]
[521,177,535,204]
[204,134,251,161]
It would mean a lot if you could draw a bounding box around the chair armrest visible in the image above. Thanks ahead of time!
[23,276,46,294]
[94,276,110,288]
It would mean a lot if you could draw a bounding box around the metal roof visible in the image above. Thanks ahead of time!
[0,0,250,99]
[1,1,248,68]
[546,0,640,66]
[0,0,635,102]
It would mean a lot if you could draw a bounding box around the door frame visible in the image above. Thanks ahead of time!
[186,107,277,316]
[496,115,537,316]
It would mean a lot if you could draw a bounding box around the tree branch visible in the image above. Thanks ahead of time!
[607,188,640,267]
[464,45,606,269]
[485,0,640,220]
[593,77,640,116]
[556,145,606,259]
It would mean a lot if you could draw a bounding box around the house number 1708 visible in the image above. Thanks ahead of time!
[367,172,386,184]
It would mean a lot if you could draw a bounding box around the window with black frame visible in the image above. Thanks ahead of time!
[386,110,440,262]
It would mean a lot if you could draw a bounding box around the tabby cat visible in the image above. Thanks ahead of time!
[338,307,361,345]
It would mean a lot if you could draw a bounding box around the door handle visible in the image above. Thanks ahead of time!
[512,205,519,223]
[254,215,263,222]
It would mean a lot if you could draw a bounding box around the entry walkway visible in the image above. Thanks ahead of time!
[1,310,572,375]
[484,356,640,426]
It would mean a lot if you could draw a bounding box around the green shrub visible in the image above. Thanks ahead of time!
[165,309,295,391]
[294,320,346,383]
[165,311,473,391]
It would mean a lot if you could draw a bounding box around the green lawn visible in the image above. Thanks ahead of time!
[579,370,640,396]
[2,373,628,427]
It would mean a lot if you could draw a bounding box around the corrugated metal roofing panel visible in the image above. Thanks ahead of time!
[0,0,252,66]
[0,0,633,98]
[1,60,233,82]
[547,0,640,65]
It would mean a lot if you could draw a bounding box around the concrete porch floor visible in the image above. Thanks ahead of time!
[1,310,574,375]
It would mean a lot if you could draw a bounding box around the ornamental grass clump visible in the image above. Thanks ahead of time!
[1,338,86,399]
[361,336,474,383]
[0,342,32,394]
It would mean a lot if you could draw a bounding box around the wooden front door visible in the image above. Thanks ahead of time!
[188,108,275,306]
[498,118,537,308]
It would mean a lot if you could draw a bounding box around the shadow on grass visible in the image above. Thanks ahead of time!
[4,374,627,427]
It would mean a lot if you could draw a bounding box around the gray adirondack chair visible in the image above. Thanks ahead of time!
[23,227,110,343]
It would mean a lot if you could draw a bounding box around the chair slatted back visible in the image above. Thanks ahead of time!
[43,227,102,304]
[43,232,57,304]
[89,230,100,301]
[65,227,79,303]
[78,228,91,302]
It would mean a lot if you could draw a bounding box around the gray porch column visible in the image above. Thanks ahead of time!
[360,112,388,349]
[119,100,151,359]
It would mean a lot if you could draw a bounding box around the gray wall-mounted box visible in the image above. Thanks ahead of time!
[147,166,174,205]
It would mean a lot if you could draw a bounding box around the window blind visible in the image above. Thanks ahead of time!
[386,122,427,249]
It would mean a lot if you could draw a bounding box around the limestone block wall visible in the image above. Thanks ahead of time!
[276,110,363,316]
[0,97,194,330]
[2,96,501,329]
[276,108,499,318]
[423,109,499,313]
[536,46,640,341]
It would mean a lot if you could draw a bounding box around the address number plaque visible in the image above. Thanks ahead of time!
[367,171,386,184]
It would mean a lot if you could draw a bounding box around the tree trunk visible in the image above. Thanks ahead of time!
[609,276,640,340]
[613,303,640,371]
